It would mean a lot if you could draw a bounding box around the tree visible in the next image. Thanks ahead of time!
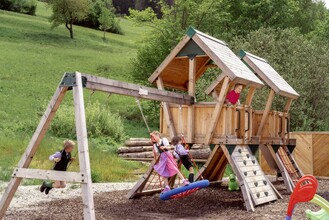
[48,0,92,39]
[98,7,114,40]
[230,28,329,131]
[129,0,329,130]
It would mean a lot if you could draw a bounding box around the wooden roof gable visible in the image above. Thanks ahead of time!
[239,50,299,99]
[148,27,264,90]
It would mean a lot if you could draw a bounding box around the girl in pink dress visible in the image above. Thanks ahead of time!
[151,131,189,193]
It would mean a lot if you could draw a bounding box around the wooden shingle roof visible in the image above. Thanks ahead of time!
[239,50,299,99]
[148,27,264,90]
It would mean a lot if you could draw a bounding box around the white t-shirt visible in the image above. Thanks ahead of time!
[153,137,169,153]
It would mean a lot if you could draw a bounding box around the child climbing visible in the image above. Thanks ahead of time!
[150,131,189,193]
[225,83,243,105]
[172,136,195,183]
[40,139,75,195]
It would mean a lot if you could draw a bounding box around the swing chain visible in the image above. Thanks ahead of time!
[135,98,151,133]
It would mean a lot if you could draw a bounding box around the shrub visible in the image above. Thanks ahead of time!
[49,101,126,144]
[0,0,37,15]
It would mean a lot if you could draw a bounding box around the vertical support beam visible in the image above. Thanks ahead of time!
[156,77,176,138]
[283,98,292,140]
[187,57,196,143]
[244,87,255,106]
[256,89,275,136]
[0,85,68,219]
[73,72,96,220]
[204,76,230,145]
[283,98,292,113]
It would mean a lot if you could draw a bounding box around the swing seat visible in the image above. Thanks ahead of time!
[160,180,210,200]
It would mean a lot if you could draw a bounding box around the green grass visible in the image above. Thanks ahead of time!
[0,2,151,183]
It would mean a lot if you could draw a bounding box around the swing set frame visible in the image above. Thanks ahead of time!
[0,72,194,220]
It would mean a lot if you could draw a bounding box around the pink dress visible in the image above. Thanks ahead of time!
[153,140,179,178]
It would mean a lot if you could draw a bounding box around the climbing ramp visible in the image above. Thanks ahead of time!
[221,144,282,211]
[275,145,303,191]
[195,145,228,182]
[127,159,164,198]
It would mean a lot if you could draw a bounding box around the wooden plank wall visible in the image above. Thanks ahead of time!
[313,133,329,176]
[260,132,329,177]
[160,104,241,143]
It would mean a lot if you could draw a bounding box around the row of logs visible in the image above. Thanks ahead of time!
[117,138,211,162]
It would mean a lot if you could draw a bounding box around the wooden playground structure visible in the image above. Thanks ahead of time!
[0,27,304,219]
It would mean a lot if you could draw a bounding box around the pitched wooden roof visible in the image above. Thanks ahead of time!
[239,50,299,99]
[148,27,264,91]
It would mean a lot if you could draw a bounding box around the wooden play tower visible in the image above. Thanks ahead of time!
[128,27,303,211]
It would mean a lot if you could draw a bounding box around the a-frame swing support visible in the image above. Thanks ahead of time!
[0,72,195,219]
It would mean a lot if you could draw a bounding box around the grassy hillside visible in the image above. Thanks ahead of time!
[0,2,152,183]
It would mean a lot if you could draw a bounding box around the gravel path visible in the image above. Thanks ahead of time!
[0,181,136,210]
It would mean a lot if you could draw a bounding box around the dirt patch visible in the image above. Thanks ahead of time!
[4,180,329,220]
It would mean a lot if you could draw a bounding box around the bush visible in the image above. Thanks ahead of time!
[49,101,126,144]
[0,0,37,15]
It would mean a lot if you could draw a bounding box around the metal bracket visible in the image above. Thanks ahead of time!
[271,145,281,153]
[248,145,259,155]
[226,145,236,155]
[60,72,87,89]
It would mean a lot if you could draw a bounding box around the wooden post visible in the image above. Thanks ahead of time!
[187,57,196,143]
[204,76,230,145]
[283,98,292,113]
[282,98,292,140]
[156,77,176,138]
[73,72,96,220]
[256,89,275,136]
[0,85,68,219]
[245,87,255,106]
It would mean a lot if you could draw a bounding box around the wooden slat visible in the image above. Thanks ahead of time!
[187,58,196,143]
[13,168,85,183]
[257,89,275,136]
[83,73,194,105]
[284,98,292,113]
[245,87,256,106]
[204,76,230,144]
[73,72,96,220]
[156,77,176,138]
[148,35,191,83]
[0,77,68,219]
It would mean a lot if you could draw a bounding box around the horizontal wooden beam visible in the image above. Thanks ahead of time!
[82,74,194,105]
[13,168,86,183]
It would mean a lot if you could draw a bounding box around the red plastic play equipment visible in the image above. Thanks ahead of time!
[285,175,318,220]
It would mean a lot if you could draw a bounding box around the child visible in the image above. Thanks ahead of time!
[40,139,75,195]
[150,131,189,193]
[225,83,243,105]
[172,136,195,183]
